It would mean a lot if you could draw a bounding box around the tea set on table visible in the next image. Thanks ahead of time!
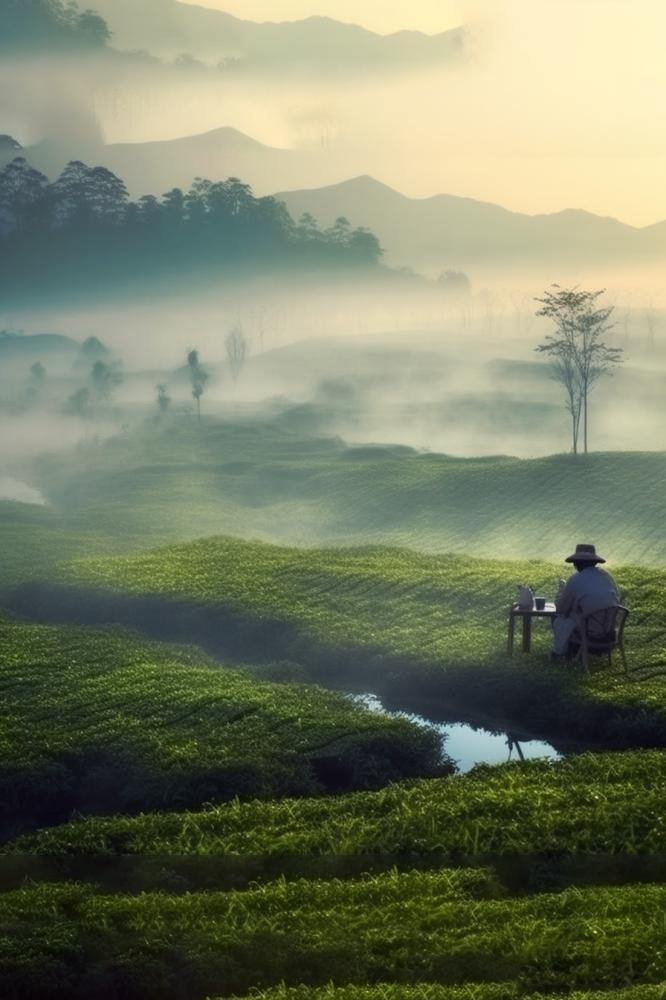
[516,582,564,612]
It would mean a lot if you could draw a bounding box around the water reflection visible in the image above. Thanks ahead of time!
[350,693,559,772]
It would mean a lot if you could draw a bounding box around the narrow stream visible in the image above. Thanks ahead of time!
[350,693,559,771]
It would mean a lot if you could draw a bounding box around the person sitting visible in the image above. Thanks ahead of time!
[552,543,620,658]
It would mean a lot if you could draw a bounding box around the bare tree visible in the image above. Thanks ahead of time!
[535,285,622,455]
[225,324,249,383]
[187,348,208,423]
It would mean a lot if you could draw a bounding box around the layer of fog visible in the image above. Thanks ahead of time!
[5,2,666,227]
[2,278,665,476]
[0,476,46,506]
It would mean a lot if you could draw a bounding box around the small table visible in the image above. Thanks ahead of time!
[508,602,557,655]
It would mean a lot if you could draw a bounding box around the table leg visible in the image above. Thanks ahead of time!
[522,615,531,654]
[507,613,515,656]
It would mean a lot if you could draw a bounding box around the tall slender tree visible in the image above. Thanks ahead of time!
[535,285,622,455]
[226,324,249,383]
[187,349,208,423]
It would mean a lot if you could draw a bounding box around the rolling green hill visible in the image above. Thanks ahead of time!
[0,619,440,838]
[12,750,666,858]
[5,421,666,999]
[11,536,665,748]
[16,421,666,567]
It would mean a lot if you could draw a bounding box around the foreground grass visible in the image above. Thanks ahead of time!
[2,873,666,998]
[56,537,666,666]
[33,537,666,745]
[0,620,440,838]
[226,987,666,1000]
[11,751,666,857]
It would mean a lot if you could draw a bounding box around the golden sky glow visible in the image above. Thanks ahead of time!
[149,2,666,225]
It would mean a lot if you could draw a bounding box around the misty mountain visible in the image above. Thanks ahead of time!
[0,331,78,361]
[2,128,349,201]
[276,175,666,271]
[87,0,464,70]
[0,135,22,156]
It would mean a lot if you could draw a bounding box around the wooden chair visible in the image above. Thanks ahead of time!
[571,605,629,673]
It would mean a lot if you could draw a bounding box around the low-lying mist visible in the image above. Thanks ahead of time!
[2,274,665,475]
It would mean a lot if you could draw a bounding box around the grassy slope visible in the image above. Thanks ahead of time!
[12,751,665,857]
[47,537,666,745]
[16,421,666,565]
[3,873,666,998]
[5,423,666,999]
[0,619,440,838]
[0,501,112,589]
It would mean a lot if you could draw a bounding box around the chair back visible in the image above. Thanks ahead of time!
[574,605,629,672]
[579,605,629,648]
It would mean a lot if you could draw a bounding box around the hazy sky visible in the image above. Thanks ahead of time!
[169,0,666,225]
[8,1,665,226]
[179,0,464,35]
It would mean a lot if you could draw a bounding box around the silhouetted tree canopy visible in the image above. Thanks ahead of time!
[0,157,385,292]
[0,0,111,50]
[438,270,471,295]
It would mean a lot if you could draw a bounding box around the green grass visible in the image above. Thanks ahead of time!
[4,422,666,1000]
[0,501,112,589]
[19,421,666,564]
[3,873,666,998]
[11,751,666,857]
[43,536,666,745]
[0,620,441,838]
[226,987,666,1000]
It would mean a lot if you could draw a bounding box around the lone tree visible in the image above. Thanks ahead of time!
[187,349,208,423]
[90,359,123,402]
[155,384,171,415]
[225,324,249,383]
[535,285,622,455]
[437,270,471,296]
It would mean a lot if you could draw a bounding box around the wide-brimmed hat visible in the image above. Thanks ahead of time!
[565,543,606,564]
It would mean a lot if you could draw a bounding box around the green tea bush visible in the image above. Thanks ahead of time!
[226,986,666,1000]
[0,621,442,838]
[12,750,666,857]
[2,874,666,999]
[39,538,666,744]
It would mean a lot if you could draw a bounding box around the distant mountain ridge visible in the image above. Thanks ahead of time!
[86,0,464,68]
[5,122,666,271]
[276,175,666,270]
[0,127,349,199]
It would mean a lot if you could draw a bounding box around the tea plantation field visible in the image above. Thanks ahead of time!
[33,536,666,746]
[3,872,666,999]
[0,619,441,839]
[4,422,666,999]
[13,420,666,565]
[13,751,665,857]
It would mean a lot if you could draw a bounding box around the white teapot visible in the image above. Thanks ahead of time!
[517,585,535,610]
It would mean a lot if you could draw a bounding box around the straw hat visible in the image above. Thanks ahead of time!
[565,543,606,564]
